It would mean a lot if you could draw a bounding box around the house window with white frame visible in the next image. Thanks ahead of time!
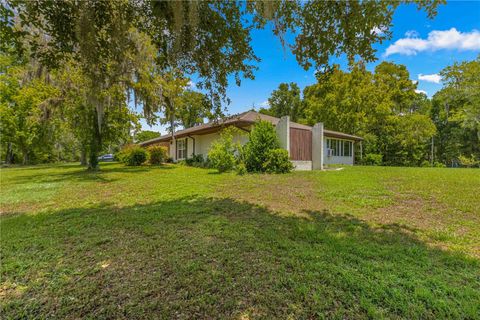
[343,140,352,157]
[177,139,187,160]
[327,138,352,157]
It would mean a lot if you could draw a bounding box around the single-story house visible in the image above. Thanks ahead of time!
[139,110,363,170]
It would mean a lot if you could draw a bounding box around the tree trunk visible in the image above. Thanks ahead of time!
[87,109,102,170]
[22,149,29,165]
[80,146,87,166]
[167,97,176,161]
[171,109,175,160]
[5,142,13,164]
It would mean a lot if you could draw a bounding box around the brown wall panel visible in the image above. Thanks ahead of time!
[290,128,312,161]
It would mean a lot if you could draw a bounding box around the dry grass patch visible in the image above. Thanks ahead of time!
[216,173,325,217]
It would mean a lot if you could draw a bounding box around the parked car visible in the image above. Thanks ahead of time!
[98,154,114,162]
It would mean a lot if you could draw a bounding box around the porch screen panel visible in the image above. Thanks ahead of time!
[289,128,312,161]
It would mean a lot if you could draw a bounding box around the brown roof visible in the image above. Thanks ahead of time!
[139,110,362,146]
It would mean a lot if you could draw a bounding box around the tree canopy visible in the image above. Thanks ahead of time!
[175,90,213,129]
[260,82,305,123]
[0,53,139,165]
[135,130,161,144]
[431,56,480,165]
[1,0,444,168]
[258,57,478,167]
[268,61,439,166]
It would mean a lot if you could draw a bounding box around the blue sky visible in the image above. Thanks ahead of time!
[142,1,480,133]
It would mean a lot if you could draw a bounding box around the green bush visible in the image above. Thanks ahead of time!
[208,128,242,172]
[263,148,293,173]
[115,148,126,162]
[244,120,280,172]
[433,161,446,168]
[363,153,383,166]
[118,145,147,166]
[420,160,447,168]
[420,160,431,167]
[236,162,247,175]
[147,145,168,165]
[458,154,478,168]
[185,154,208,168]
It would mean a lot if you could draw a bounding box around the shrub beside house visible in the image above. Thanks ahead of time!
[147,145,168,165]
[208,127,241,172]
[242,121,293,173]
[117,145,168,166]
[117,145,148,166]
[208,121,293,174]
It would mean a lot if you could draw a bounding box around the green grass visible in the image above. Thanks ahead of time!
[1,163,479,319]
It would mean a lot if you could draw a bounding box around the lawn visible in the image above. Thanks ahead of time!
[1,163,479,319]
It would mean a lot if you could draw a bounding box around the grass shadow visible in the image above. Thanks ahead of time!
[1,197,479,319]
[4,162,176,185]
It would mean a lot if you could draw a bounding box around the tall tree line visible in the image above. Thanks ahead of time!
[261,58,480,167]
[431,58,480,166]
[1,0,441,169]
[0,54,139,165]
[0,52,215,165]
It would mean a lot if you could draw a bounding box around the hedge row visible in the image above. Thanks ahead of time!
[117,145,168,166]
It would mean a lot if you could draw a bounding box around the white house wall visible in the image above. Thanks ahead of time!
[187,138,194,158]
[292,160,312,170]
[169,140,175,159]
[312,123,324,170]
[194,132,219,157]
[276,116,290,154]
[169,129,250,160]
[194,131,249,158]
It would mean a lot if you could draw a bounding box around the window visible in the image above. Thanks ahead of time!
[332,139,339,156]
[326,139,353,157]
[177,139,187,159]
[343,140,352,157]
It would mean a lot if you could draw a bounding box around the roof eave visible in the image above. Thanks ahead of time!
[138,120,253,146]
[324,131,363,141]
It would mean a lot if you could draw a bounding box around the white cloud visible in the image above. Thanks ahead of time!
[405,30,420,38]
[259,100,269,108]
[411,80,418,85]
[385,37,429,56]
[418,73,442,84]
[385,28,480,56]
[415,89,427,95]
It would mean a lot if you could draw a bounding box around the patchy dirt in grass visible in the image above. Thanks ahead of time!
[0,202,47,216]
[371,195,444,228]
[216,173,480,258]
[215,174,326,218]
[371,183,480,229]
[368,186,480,258]
[0,282,27,300]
